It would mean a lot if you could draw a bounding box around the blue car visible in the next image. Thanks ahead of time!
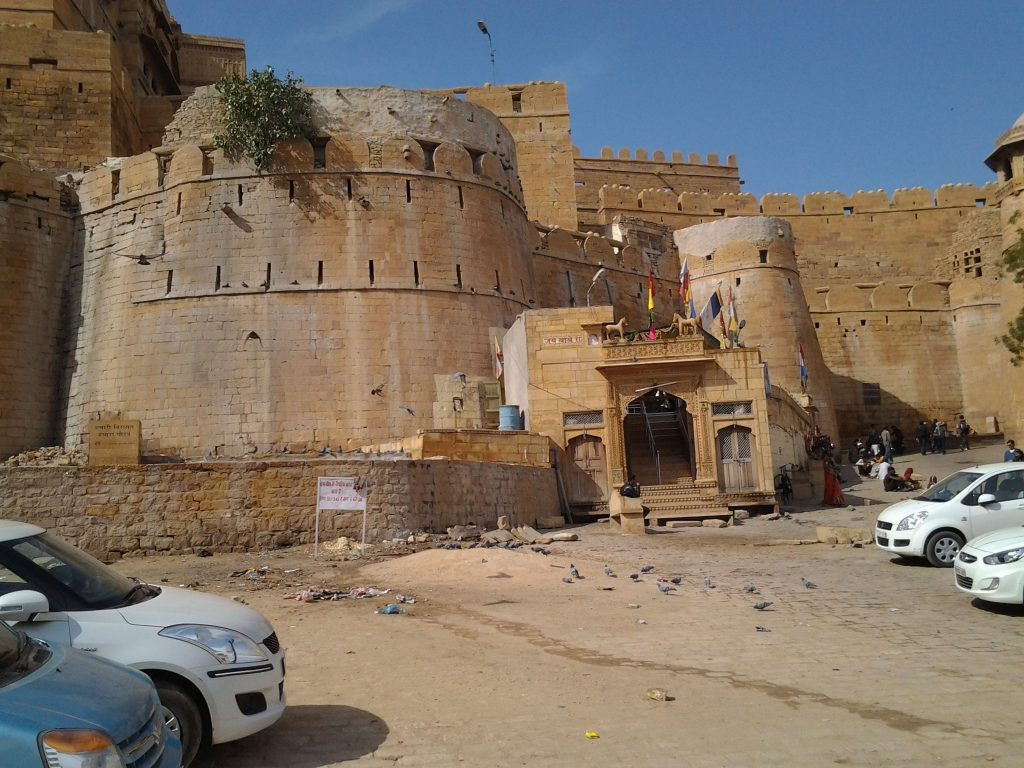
[0,619,181,767]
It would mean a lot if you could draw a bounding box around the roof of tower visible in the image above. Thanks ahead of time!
[984,111,1024,170]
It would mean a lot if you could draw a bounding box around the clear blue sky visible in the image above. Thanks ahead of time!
[170,0,1024,199]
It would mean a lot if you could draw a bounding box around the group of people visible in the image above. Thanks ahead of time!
[914,415,972,455]
[853,425,903,464]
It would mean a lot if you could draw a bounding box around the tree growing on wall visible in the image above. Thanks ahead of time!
[1000,212,1024,365]
[214,66,314,172]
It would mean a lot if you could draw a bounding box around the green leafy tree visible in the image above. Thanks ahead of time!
[1000,212,1024,365]
[214,66,314,172]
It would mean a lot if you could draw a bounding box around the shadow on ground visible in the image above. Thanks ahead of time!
[193,705,388,767]
[970,598,1024,617]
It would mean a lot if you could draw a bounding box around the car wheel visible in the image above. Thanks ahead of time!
[155,680,203,767]
[925,530,964,568]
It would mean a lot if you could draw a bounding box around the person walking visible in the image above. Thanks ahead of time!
[1005,440,1017,462]
[881,426,893,463]
[915,421,930,455]
[956,415,971,452]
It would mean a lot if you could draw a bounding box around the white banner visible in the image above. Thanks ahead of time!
[317,477,367,510]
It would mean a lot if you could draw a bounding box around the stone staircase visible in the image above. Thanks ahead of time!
[624,411,692,487]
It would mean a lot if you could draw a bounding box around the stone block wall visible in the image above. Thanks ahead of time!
[0,458,560,560]
[361,430,552,468]
[62,88,537,458]
[0,159,74,458]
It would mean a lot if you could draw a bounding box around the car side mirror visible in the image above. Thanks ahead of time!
[977,493,997,506]
[0,590,50,621]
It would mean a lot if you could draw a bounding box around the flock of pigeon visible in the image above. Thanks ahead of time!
[558,560,821,618]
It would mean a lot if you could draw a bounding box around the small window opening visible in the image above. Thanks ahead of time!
[405,179,412,203]
[975,267,982,277]
[165,270,173,295]
[369,260,375,286]
[289,180,295,201]
[705,253,712,261]
[885,315,889,324]
[201,150,213,175]
[264,263,271,290]
[511,92,522,113]
[346,178,353,200]
[713,208,725,216]
[538,121,543,132]
[110,169,120,198]
[975,199,985,207]
[317,261,323,286]
[458,186,464,209]
[78,82,83,93]
[312,137,328,169]
[758,249,768,264]
[176,192,181,215]
[860,319,866,326]
[455,264,463,289]
[814,321,820,329]
[4,78,10,89]
[414,261,420,286]
[494,269,502,293]
[215,265,221,291]
[837,317,841,325]
[735,277,741,286]
[834,261,839,268]
[237,184,243,206]
[843,206,853,216]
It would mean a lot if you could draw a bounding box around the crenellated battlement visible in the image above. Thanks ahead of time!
[599,182,999,218]
[76,133,524,214]
[807,281,950,313]
[578,147,737,168]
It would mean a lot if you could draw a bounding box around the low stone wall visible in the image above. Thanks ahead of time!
[0,458,559,560]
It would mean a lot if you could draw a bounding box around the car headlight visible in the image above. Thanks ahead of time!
[983,547,1024,565]
[896,510,929,531]
[159,625,268,664]
[40,730,124,768]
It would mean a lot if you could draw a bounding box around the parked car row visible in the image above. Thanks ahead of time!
[875,462,1024,604]
[0,520,287,766]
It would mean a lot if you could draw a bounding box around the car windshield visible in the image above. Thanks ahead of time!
[915,471,983,502]
[0,532,136,610]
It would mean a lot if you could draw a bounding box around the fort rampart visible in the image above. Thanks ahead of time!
[63,88,539,458]
[0,159,74,457]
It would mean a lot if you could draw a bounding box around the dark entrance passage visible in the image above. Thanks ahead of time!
[623,391,694,487]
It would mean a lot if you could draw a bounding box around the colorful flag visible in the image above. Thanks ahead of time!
[647,268,656,340]
[698,287,723,329]
[679,258,695,319]
[494,335,504,379]
[727,288,739,343]
[798,343,809,391]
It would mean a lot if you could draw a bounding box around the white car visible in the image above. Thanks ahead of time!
[874,463,1024,567]
[0,520,285,766]
[955,526,1024,604]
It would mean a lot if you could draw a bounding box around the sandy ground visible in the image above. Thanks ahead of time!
[117,441,1024,767]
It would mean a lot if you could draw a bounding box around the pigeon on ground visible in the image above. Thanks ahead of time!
[657,583,677,593]
[753,601,774,611]
[569,564,581,580]
[640,565,655,574]
[400,404,416,416]
[755,626,771,632]
[371,384,385,396]
[703,576,714,588]
[801,578,817,589]
[562,576,574,584]
[629,573,640,582]
[743,584,759,594]
[670,576,683,585]
[603,564,615,577]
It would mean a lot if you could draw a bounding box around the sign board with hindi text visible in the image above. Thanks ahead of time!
[88,419,141,465]
[316,477,367,510]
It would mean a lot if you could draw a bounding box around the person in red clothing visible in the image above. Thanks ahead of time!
[822,457,845,505]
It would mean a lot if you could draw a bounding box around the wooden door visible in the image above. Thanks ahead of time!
[566,435,608,503]
[717,426,756,491]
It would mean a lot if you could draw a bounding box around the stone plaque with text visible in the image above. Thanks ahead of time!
[88,419,141,465]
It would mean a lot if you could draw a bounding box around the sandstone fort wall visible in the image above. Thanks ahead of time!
[63,88,538,457]
[0,159,74,457]
[0,459,559,559]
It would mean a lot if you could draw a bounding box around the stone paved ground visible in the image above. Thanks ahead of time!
[120,440,1024,767]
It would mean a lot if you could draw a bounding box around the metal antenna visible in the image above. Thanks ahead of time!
[477,20,496,83]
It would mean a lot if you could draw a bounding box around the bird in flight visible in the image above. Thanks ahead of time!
[400,404,416,416]
[371,384,385,396]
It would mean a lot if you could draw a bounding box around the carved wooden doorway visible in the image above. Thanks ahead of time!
[716,425,756,491]
[565,434,608,504]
